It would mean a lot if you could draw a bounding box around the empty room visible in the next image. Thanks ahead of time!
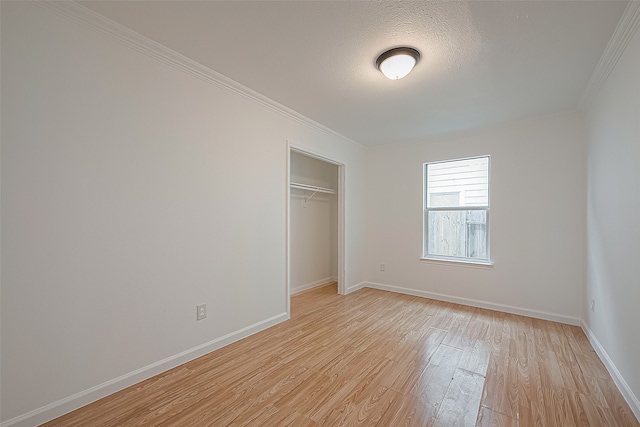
[1,1,639,426]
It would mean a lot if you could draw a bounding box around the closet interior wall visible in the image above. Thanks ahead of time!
[289,151,338,294]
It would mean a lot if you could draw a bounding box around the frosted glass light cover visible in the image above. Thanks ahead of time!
[379,54,417,80]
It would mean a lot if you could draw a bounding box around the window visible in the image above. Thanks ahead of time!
[423,156,490,263]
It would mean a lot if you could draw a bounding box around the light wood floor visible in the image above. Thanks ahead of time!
[44,284,639,426]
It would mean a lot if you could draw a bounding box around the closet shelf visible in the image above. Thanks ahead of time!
[290,182,336,194]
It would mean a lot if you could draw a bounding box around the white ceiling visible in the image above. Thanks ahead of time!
[79,1,628,146]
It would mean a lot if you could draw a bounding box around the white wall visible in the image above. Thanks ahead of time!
[364,112,587,322]
[0,3,365,425]
[290,152,338,293]
[290,151,338,190]
[583,23,640,415]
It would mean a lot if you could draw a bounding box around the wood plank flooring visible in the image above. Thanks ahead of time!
[43,284,639,426]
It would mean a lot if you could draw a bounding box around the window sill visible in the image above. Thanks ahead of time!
[420,257,493,269]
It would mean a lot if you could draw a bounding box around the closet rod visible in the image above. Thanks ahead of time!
[290,182,336,194]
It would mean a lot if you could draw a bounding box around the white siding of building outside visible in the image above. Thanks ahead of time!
[426,157,489,208]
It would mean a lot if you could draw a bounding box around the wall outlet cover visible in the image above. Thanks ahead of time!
[197,304,207,320]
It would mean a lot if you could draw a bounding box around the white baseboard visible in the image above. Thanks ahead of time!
[1,312,289,427]
[361,281,582,326]
[345,281,367,294]
[581,320,640,422]
[290,277,337,295]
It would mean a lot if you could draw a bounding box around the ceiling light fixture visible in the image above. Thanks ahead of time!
[376,47,421,80]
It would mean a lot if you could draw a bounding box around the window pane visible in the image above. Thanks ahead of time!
[427,210,487,259]
[427,157,489,207]
[429,192,460,207]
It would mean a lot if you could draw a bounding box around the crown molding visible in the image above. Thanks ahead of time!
[578,0,640,110]
[34,1,364,148]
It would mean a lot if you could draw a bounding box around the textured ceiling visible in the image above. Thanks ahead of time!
[79,1,628,146]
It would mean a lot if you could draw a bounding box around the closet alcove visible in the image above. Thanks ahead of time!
[289,150,339,295]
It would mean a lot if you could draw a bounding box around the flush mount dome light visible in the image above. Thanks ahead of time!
[376,47,421,80]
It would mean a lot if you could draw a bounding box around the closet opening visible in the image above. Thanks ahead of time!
[286,145,345,315]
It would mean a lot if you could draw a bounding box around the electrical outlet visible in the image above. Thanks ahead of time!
[197,304,207,320]
[590,299,595,312]
[380,264,385,272]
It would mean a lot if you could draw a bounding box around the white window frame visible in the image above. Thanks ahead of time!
[422,156,491,265]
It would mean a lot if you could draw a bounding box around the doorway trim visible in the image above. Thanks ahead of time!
[286,141,346,315]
